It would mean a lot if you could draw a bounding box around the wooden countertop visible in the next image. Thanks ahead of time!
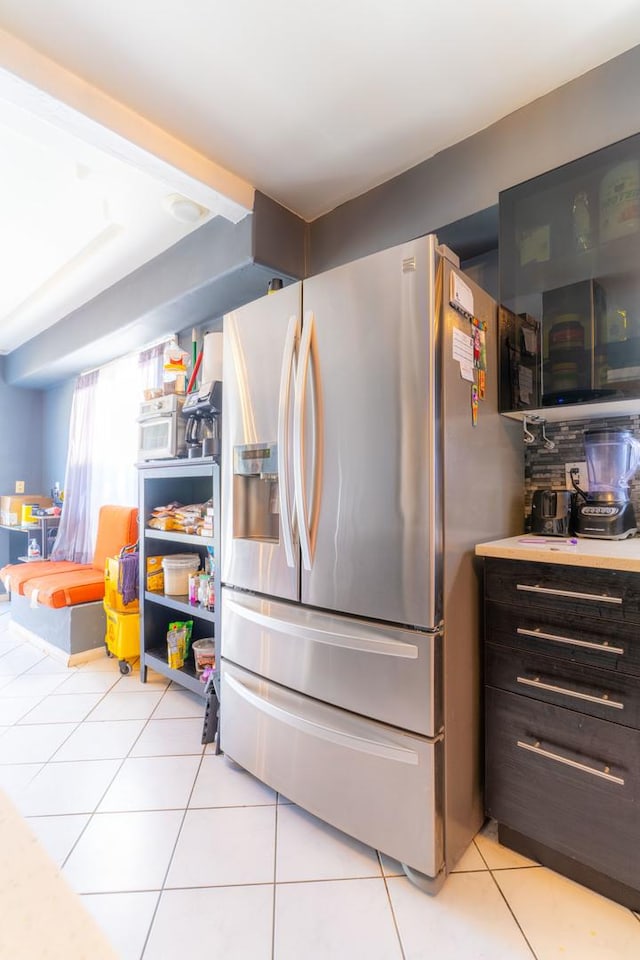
[475,534,640,573]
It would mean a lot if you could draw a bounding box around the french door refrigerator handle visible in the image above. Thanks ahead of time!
[293,309,314,570]
[277,314,298,568]
[224,669,421,764]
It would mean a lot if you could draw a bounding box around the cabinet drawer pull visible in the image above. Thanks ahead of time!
[516,739,625,785]
[516,583,622,604]
[516,675,624,710]
[516,627,624,656]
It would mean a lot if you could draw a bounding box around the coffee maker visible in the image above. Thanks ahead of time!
[572,429,640,539]
[182,380,222,458]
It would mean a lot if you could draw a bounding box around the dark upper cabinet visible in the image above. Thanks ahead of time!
[499,132,640,415]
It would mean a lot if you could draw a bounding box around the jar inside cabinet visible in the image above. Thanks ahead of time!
[499,131,640,413]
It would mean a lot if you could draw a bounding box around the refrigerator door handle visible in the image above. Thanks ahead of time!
[293,309,315,570]
[224,668,421,764]
[225,594,419,658]
[277,313,298,568]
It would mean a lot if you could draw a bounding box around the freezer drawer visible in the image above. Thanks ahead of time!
[221,587,441,736]
[220,660,444,877]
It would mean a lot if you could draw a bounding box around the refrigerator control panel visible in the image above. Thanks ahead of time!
[233,442,278,477]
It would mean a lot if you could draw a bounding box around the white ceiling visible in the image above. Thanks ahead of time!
[1,0,640,356]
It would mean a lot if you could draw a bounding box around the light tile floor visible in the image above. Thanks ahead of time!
[1,607,639,959]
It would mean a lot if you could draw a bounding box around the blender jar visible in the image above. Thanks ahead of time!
[584,429,640,500]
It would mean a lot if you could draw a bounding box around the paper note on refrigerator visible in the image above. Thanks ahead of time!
[450,272,474,317]
[453,329,475,382]
[452,327,474,381]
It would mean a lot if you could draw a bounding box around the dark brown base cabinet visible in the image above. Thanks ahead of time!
[483,557,640,911]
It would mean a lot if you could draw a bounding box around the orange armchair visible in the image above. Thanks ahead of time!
[1,505,138,608]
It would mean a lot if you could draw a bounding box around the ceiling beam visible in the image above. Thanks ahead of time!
[0,26,254,223]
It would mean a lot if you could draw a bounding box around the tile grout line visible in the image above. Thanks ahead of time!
[488,868,540,960]
[270,799,279,960]
[138,739,209,960]
[51,675,190,955]
[57,753,137,871]
[378,851,408,960]
[0,655,150,925]
[57,676,179,872]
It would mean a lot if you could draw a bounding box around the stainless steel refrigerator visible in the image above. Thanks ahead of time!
[220,234,521,889]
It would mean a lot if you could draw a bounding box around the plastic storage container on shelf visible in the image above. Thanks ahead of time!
[193,637,215,675]
[162,554,200,595]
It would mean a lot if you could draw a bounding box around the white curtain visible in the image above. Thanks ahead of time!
[51,371,99,563]
[52,341,167,563]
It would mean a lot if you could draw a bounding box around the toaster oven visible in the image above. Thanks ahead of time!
[137,394,186,461]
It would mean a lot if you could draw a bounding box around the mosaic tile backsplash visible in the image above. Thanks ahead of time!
[523,412,640,531]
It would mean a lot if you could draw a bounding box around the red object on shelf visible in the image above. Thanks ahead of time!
[186,349,203,394]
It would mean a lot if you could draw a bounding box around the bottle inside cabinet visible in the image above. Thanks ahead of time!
[499,131,640,413]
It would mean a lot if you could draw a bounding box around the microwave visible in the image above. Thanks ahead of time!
[137,394,186,461]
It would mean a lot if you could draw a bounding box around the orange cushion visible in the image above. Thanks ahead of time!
[4,505,138,608]
[0,561,86,596]
[23,569,106,609]
[93,506,138,571]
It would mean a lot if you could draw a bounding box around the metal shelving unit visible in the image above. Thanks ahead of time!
[137,459,220,705]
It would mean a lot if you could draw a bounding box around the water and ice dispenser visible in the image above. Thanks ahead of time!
[233,442,280,542]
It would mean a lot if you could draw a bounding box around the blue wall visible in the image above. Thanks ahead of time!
[42,378,75,497]
[0,355,44,575]
[0,356,44,495]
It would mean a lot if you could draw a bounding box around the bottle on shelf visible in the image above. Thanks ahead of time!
[572,190,592,251]
[27,538,40,559]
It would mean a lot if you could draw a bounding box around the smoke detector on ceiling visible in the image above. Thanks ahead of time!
[163,193,209,224]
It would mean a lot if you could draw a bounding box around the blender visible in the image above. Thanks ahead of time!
[573,429,640,539]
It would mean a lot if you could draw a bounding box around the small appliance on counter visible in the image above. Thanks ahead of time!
[182,380,222,458]
[572,429,640,539]
[530,489,573,536]
[137,393,186,461]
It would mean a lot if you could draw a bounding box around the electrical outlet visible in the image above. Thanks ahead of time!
[565,461,588,492]
[15,480,24,494]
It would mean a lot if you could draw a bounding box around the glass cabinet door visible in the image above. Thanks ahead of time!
[499,132,640,412]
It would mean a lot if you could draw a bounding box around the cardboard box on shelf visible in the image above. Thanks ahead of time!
[0,495,53,526]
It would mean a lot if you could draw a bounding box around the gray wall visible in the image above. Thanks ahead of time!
[6,44,640,506]
[6,195,306,391]
[0,357,44,496]
[309,45,640,273]
[0,356,44,573]
[42,379,75,496]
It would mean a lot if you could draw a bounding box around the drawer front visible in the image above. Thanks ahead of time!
[221,587,440,736]
[485,558,640,624]
[486,642,640,729]
[486,599,640,677]
[486,687,640,890]
[220,660,443,877]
